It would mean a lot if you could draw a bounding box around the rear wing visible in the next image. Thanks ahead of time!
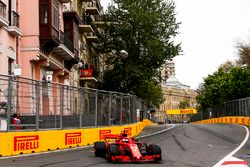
[103,134,120,140]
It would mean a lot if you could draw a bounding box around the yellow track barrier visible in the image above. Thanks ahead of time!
[0,119,154,157]
[192,116,250,126]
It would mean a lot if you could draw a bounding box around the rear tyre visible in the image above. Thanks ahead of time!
[148,144,162,161]
[94,141,106,157]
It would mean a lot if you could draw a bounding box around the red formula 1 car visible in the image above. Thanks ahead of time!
[94,131,162,163]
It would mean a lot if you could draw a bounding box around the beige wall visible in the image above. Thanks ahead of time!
[156,86,197,123]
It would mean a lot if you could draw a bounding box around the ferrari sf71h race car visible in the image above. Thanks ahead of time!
[94,131,162,163]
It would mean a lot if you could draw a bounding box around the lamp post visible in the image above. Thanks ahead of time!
[119,50,128,58]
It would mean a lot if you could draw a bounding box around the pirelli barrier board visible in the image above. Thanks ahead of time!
[0,119,153,157]
[166,108,197,115]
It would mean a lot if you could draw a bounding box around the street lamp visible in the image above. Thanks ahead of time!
[119,50,128,58]
[241,64,247,69]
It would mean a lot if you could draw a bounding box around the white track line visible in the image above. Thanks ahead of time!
[213,125,250,167]
[136,124,175,139]
[0,124,176,160]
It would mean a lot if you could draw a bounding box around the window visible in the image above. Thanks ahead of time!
[52,0,59,30]
[8,58,14,75]
[40,5,48,24]
[0,1,6,18]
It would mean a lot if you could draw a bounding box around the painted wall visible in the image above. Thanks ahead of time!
[0,0,21,75]
[19,0,39,78]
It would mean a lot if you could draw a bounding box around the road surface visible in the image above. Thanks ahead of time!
[0,124,249,167]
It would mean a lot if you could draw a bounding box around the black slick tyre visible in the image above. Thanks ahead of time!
[148,144,162,161]
[107,144,120,163]
[94,141,106,157]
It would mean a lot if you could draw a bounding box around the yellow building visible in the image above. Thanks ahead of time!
[157,75,198,123]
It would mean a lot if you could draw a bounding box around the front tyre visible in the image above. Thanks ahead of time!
[107,144,120,163]
[94,141,106,157]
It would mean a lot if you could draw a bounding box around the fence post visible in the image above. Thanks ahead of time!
[6,76,13,131]
[79,88,83,128]
[120,94,123,125]
[95,90,98,127]
[128,96,131,123]
[36,81,40,130]
[60,85,63,129]
[108,93,112,126]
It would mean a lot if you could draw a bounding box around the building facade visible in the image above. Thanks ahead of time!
[160,60,175,83]
[0,0,103,85]
[0,0,22,76]
[157,62,197,123]
[0,0,104,115]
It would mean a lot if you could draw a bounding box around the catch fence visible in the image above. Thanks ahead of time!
[191,97,250,121]
[0,74,148,131]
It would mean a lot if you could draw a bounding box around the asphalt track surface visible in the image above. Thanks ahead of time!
[1,124,250,167]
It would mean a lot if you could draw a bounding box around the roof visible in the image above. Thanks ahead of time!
[162,75,190,89]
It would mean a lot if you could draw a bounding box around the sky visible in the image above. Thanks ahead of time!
[100,0,250,89]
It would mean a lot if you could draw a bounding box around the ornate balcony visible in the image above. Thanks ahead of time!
[79,15,94,33]
[94,16,105,28]
[8,11,22,36]
[85,32,98,43]
[52,31,74,60]
[83,1,100,15]
[0,1,8,27]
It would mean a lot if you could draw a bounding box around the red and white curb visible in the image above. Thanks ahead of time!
[213,125,249,167]
[220,156,248,167]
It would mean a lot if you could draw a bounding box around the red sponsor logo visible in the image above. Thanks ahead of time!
[230,118,233,123]
[180,109,193,114]
[14,135,39,152]
[242,118,245,124]
[99,130,111,140]
[124,127,132,136]
[65,132,82,145]
[235,118,238,123]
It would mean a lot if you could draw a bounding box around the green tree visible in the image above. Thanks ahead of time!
[236,41,250,68]
[179,100,190,109]
[197,67,250,111]
[136,80,164,108]
[98,0,181,107]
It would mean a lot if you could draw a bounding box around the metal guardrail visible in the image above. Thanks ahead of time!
[191,97,250,121]
[0,74,148,131]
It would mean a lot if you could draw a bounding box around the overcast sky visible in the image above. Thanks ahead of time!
[100,0,250,89]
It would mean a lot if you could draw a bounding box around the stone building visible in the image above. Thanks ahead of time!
[157,61,198,123]
[160,60,175,83]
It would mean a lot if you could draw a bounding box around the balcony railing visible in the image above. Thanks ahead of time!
[60,31,74,53]
[82,14,92,25]
[83,1,100,15]
[9,11,19,27]
[0,1,6,18]
[74,48,79,58]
